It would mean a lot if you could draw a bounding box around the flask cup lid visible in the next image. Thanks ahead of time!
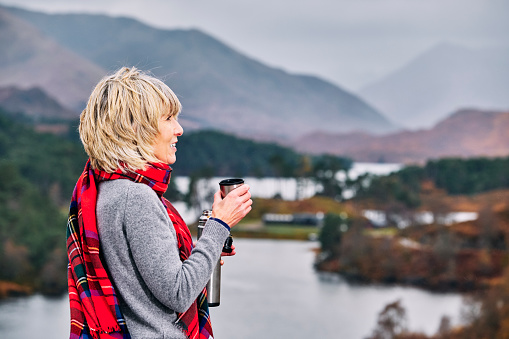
[219,178,244,186]
[219,178,244,198]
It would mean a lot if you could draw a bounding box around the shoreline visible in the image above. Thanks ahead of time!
[314,256,492,293]
[0,281,33,299]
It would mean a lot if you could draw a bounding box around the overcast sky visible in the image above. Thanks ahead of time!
[2,0,508,91]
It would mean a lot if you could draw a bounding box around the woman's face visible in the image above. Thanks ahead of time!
[152,114,184,165]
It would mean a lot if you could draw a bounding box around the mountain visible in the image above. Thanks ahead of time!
[0,8,105,111]
[359,43,509,129]
[3,5,397,140]
[292,109,509,163]
[0,86,75,120]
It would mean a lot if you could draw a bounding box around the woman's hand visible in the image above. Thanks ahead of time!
[220,244,236,266]
[211,184,252,228]
[221,244,236,257]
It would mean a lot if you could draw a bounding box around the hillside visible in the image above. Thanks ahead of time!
[359,43,509,129]
[293,109,509,163]
[0,86,75,120]
[3,5,397,140]
[0,8,105,111]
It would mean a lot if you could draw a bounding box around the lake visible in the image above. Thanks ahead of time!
[173,162,404,223]
[0,239,464,339]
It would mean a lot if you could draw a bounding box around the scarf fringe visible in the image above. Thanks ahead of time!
[88,325,124,339]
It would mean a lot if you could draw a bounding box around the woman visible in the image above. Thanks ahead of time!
[67,67,252,339]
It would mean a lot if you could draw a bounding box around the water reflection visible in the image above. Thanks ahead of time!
[0,294,69,338]
[212,239,463,339]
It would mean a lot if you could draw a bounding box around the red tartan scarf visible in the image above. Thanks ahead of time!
[67,160,214,339]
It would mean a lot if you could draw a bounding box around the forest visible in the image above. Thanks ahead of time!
[0,111,85,295]
[353,158,509,207]
[0,108,351,296]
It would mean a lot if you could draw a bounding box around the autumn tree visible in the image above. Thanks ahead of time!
[368,300,408,339]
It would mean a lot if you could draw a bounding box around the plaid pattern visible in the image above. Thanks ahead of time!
[67,160,130,339]
[68,160,214,339]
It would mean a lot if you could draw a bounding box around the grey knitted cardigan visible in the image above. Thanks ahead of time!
[96,179,229,339]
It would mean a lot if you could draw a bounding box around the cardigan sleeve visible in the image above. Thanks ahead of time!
[123,183,230,312]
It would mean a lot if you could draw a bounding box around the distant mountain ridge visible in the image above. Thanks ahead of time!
[0,8,105,111]
[2,5,397,140]
[360,43,509,129]
[293,109,509,163]
[0,86,74,120]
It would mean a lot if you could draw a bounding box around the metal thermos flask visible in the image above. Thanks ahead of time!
[197,209,222,307]
[197,179,244,307]
[219,178,244,254]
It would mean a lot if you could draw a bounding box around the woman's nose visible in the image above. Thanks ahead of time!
[175,120,184,136]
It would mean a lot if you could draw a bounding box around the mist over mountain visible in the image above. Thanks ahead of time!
[0,8,105,111]
[293,109,509,163]
[3,5,397,140]
[360,43,509,129]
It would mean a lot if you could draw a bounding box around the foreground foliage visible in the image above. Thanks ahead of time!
[367,270,509,339]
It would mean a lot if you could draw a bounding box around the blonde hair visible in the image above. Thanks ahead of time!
[79,67,181,172]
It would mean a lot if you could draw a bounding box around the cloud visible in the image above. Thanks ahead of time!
[1,0,508,89]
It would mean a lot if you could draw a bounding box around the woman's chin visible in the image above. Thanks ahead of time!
[167,155,177,165]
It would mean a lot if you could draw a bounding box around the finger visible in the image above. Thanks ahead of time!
[221,249,236,256]
[240,200,253,214]
[234,190,251,204]
[230,184,250,197]
[220,260,224,266]
[213,189,222,202]
[211,190,223,218]
[242,191,252,201]
[240,184,251,196]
